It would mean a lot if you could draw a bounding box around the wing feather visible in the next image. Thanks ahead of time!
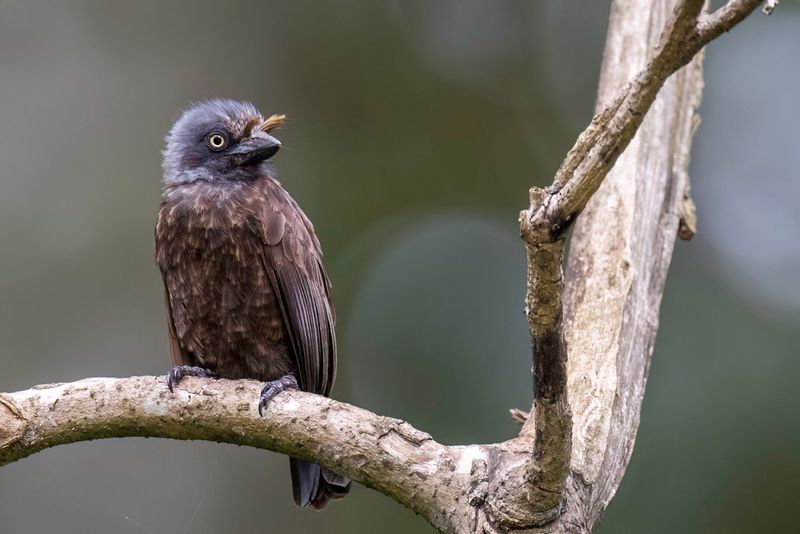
[162,279,192,366]
[259,182,336,396]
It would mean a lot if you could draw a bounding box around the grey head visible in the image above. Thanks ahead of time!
[162,99,284,186]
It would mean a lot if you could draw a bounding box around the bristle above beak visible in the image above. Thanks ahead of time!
[261,114,287,133]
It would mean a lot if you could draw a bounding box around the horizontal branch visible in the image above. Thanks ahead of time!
[0,375,574,531]
[0,376,476,531]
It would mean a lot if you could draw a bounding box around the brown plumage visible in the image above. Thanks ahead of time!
[155,99,349,509]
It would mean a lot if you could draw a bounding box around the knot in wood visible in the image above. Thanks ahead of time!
[0,396,26,449]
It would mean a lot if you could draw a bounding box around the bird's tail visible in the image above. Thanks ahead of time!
[289,457,351,510]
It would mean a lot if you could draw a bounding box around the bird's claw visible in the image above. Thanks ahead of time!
[258,374,299,416]
[166,365,218,392]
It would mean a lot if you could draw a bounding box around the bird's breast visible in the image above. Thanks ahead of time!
[156,181,268,274]
[155,181,292,380]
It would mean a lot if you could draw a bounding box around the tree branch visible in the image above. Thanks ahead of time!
[1,1,769,532]
[517,0,763,524]
[521,0,761,241]
[0,376,485,532]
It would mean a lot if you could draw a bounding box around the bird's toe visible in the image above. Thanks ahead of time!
[258,374,299,416]
[166,365,217,392]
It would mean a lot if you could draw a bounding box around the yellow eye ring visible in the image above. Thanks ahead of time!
[207,132,228,150]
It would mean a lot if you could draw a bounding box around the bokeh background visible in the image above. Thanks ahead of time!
[0,1,798,533]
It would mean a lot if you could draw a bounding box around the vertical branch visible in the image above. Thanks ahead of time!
[518,189,571,512]
[562,0,710,525]
[517,0,764,528]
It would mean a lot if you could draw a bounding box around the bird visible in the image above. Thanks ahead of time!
[155,99,351,509]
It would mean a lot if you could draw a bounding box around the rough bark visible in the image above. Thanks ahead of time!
[0,376,509,533]
[560,2,707,525]
[0,1,768,532]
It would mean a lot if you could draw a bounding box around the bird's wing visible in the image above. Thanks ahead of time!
[258,183,336,396]
[156,204,193,368]
[162,279,191,367]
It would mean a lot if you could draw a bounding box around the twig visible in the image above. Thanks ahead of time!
[762,0,779,15]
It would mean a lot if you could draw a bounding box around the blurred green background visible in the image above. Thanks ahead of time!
[0,1,798,533]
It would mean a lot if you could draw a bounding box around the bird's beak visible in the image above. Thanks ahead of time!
[229,132,281,165]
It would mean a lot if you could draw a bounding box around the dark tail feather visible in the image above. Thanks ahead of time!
[290,458,351,510]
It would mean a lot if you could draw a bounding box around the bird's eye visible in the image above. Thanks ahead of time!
[207,132,228,151]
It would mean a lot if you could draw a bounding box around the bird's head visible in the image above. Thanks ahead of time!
[162,99,285,186]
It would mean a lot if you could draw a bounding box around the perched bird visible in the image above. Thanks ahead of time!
[155,99,350,509]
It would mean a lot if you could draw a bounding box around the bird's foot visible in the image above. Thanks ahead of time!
[258,374,299,416]
[166,365,218,392]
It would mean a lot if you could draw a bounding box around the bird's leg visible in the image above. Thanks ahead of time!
[258,374,299,416]
[166,365,218,392]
